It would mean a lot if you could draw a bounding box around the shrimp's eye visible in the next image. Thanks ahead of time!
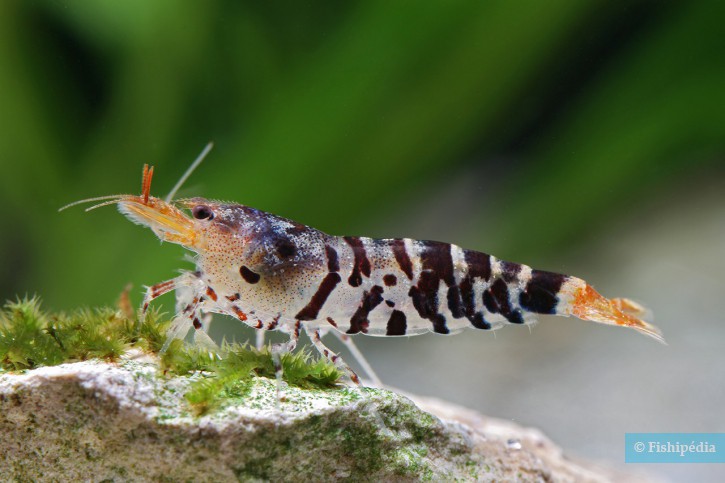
[192,205,214,220]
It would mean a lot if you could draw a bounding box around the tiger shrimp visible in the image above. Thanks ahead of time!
[61,151,664,388]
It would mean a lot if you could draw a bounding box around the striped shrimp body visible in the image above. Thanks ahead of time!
[63,163,663,385]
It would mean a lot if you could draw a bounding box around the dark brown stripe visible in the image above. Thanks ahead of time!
[420,240,455,286]
[386,310,407,336]
[385,300,395,308]
[295,272,342,320]
[499,260,522,283]
[232,306,247,321]
[383,274,397,286]
[459,277,476,318]
[464,249,491,281]
[391,239,414,280]
[344,236,371,287]
[192,317,202,329]
[431,314,449,334]
[150,280,174,298]
[409,271,450,335]
[447,286,465,319]
[485,279,524,324]
[457,276,493,328]
[483,289,497,313]
[226,293,240,302]
[347,285,384,334]
[326,317,338,328]
[409,271,439,319]
[509,309,524,324]
[325,244,339,272]
[310,330,321,342]
[266,315,281,330]
[206,286,218,301]
[470,312,491,330]
[240,266,261,284]
[519,270,567,314]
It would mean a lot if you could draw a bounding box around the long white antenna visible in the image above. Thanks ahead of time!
[58,194,125,212]
[165,142,214,203]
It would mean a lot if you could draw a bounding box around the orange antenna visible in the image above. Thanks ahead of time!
[141,164,155,205]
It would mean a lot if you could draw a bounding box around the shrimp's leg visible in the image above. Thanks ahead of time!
[256,330,266,351]
[271,321,301,404]
[140,279,175,321]
[162,303,198,353]
[139,271,200,322]
[192,310,218,350]
[158,274,207,352]
[328,330,382,386]
[305,327,360,386]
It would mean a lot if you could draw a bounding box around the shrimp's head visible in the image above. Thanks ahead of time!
[63,160,316,278]
[61,164,201,249]
[117,195,198,248]
[118,196,248,253]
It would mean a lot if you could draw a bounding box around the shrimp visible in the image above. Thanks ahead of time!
[61,150,664,386]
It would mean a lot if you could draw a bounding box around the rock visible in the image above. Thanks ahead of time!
[0,358,646,482]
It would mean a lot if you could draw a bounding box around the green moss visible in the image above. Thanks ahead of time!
[180,343,342,415]
[0,296,342,414]
[2,298,97,368]
[0,296,174,370]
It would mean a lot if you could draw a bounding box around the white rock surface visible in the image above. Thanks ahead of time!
[0,358,648,482]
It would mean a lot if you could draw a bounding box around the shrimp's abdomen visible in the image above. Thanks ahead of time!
[310,237,578,337]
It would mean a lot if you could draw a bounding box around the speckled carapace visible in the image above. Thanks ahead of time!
[62,156,664,385]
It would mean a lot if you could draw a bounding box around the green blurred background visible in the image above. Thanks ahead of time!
[3,0,722,308]
[1,1,724,479]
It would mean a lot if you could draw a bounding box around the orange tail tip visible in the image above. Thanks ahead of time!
[572,284,665,344]
[611,297,654,321]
